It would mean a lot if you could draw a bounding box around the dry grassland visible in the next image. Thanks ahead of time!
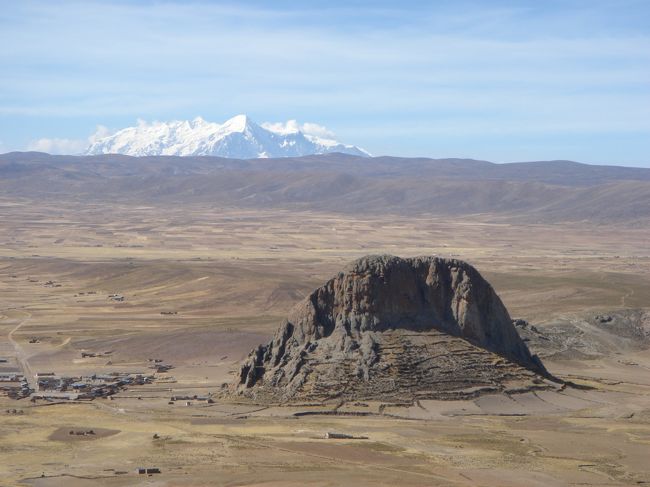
[1,200,649,486]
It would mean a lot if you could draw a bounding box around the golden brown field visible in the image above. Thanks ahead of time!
[1,200,649,486]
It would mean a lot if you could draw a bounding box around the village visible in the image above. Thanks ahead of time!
[31,370,156,401]
[1,352,175,402]
[1,368,160,401]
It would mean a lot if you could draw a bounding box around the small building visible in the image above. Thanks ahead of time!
[325,432,355,439]
[171,395,192,401]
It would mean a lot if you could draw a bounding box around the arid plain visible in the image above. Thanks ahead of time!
[1,196,649,487]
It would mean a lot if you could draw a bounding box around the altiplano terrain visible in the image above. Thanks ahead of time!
[0,196,649,486]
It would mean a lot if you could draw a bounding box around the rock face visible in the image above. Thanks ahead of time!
[235,255,549,403]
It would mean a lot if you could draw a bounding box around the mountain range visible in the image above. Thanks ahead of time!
[85,115,369,158]
[2,152,649,224]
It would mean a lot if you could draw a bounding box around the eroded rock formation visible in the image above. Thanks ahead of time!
[235,255,550,403]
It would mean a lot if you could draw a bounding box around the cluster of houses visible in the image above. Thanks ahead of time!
[32,371,155,401]
[1,352,173,402]
[0,372,31,399]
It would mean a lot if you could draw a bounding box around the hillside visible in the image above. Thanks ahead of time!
[1,152,649,223]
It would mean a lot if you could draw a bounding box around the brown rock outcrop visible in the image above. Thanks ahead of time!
[235,255,550,403]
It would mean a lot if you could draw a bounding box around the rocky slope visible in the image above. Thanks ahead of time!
[234,255,551,403]
[515,309,650,360]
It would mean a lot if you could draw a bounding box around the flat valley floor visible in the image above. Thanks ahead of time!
[1,200,650,486]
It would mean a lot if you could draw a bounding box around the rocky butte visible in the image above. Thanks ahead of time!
[234,255,554,403]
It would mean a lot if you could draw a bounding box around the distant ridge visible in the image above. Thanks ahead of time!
[85,115,369,158]
[1,152,649,223]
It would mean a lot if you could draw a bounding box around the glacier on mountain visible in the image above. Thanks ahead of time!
[85,115,369,158]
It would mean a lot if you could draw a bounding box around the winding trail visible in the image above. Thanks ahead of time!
[7,310,36,389]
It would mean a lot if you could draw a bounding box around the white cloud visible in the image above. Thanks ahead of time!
[26,137,87,154]
[88,124,112,144]
[300,122,335,139]
[262,120,300,135]
[262,120,335,139]
[27,125,114,154]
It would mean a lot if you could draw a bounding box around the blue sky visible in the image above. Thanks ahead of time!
[1,0,649,165]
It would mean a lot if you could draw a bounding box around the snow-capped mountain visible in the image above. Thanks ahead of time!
[85,115,369,158]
